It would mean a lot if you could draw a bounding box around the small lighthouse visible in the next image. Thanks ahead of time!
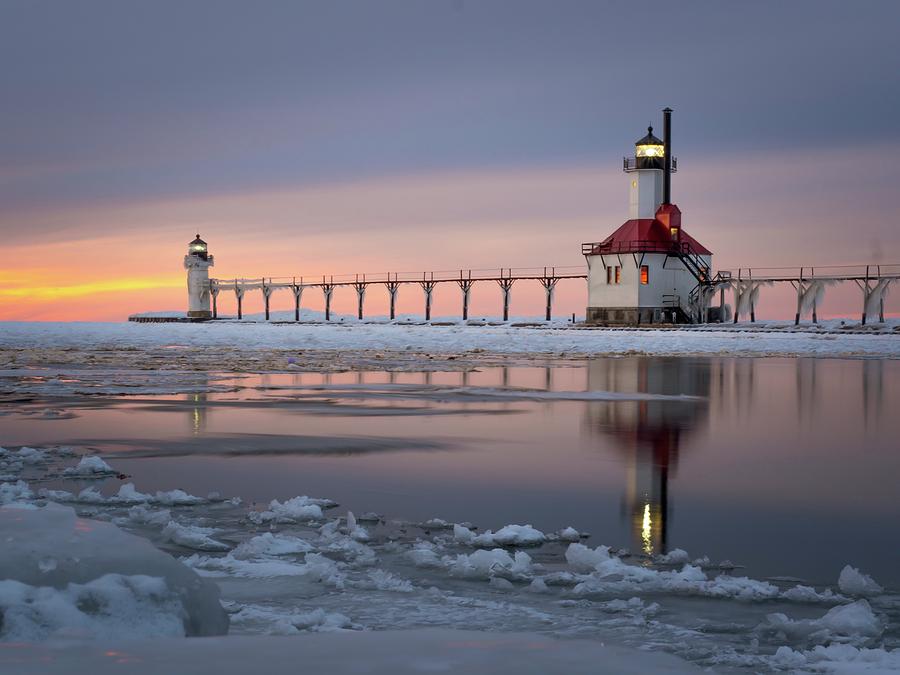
[184,234,214,319]
[582,108,712,325]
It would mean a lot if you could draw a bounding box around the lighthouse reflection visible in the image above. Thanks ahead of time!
[584,358,711,556]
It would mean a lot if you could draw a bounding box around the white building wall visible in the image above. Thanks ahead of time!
[588,252,713,313]
[587,255,640,308]
[628,170,663,219]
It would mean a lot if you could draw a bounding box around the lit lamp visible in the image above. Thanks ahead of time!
[634,126,665,169]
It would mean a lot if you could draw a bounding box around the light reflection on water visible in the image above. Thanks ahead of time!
[2,357,898,587]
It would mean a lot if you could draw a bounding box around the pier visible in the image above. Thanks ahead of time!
[208,266,586,322]
[193,262,897,325]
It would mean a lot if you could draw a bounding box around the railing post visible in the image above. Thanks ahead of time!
[861,266,869,325]
[421,279,436,321]
[211,286,219,319]
[540,277,559,321]
[458,278,475,321]
[292,283,303,322]
[354,279,366,321]
[385,278,400,320]
[234,283,245,321]
[262,280,273,321]
[323,284,334,322]
[497,277,515,322]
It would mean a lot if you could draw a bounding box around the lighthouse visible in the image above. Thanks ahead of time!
[582,108,712,325]
[184,234,214,319]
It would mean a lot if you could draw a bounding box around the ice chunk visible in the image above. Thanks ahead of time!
[346,511,370,542]
[781,584,844,603]
[407,542,443,568]
[565,542,612,571]
[154,489,206,506]
[127,505,172,526]
[248,495,325,524]
[455,523,546,547]
[13,447,46,464]
[162,521,230,552]
[0,503,227,636]
[446,549,533,580]
[0,480,32,505]
[556,526,582,542]
[272,608,355,634]
[764,599,883,642]
[63,455,115,476]
[232,532,314,558]
[0,573,187,641]
[656,548,690,564]
[837,565,883,597]
[365,569,413,593]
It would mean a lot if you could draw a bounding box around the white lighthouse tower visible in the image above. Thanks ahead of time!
[582,108,713,325]
[184,234,214,319]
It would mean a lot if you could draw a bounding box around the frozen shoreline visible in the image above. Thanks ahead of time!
[2,320,899,362]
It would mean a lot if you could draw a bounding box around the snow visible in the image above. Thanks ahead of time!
[62,455,115,476]
[0,503,228,637]
[2,320,899,361]
[837,565,883,597]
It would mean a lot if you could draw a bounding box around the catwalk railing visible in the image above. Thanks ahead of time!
[209,266,586,322]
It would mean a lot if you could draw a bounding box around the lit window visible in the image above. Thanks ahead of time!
[606,266,613,284]
[670,227,679,241]
[614,266,621,284]
[636,144,664,158]
[640,266,649,285]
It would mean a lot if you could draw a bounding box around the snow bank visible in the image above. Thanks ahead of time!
[0,503,227,637]
[3,320,899,360]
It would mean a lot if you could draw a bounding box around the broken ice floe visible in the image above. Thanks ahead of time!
[0,502,228,638]
[62,455,116,477]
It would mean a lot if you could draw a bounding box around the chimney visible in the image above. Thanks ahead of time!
[663,107,672,205]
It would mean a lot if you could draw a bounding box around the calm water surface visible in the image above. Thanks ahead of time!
[4,356,898,587]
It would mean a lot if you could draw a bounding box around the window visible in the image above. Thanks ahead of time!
[670,227,679,241]
[606,266,613,284]
[640,265,649,285]
[614,266,621,284]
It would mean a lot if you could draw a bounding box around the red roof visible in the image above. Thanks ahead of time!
[588,204,711,256]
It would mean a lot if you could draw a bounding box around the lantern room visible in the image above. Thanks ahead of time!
[188,234,209,261]
[633,127,665,168]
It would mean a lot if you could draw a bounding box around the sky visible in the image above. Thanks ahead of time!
[1,0,899,321]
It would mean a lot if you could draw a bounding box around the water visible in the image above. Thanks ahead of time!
[3,356,898,587]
